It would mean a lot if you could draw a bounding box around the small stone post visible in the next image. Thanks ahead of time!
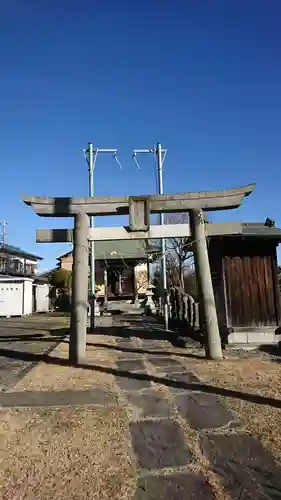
[183,294,188,323]
[133,266,139,307]
[145,283,156,315]
[69,212,89,365]
[118,270,122,295]
[190,209,223,360]
[103,266,108,309]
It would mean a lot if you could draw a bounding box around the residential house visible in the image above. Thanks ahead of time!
[0,244,43,278]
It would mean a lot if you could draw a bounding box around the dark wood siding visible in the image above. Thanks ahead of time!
[208,239,228,333]
[222,238,279,328]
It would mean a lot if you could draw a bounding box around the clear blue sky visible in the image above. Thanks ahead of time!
[1,0,281,270]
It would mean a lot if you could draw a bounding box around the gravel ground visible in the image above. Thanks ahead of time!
[179,344,281,464]
[0,314,69,391]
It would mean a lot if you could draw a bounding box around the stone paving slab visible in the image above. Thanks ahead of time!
[156,364,187,374]
[117,339,137,347]
[165,372,200,393]
[140,341,169,350]
[116,375,151,392]
[130,419,192,470]
[116,359,146,373]
[125,389,172,419]
[0,388,116,408]
[117,351,145,360]
[201,433,281,499]
[148,356,183,368]
[134,472,214,500]
[174,392,240,431]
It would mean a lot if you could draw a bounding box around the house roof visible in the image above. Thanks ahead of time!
[57,240,160,262]
[241,222,281,239]
[34,269,55,283]
[0,244,43,261]
[208,222,281,241]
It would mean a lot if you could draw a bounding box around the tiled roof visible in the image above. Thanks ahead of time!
[57,240,160,261]
[208,222,281,241]
[0,244,43,260]
[241,223,281,239]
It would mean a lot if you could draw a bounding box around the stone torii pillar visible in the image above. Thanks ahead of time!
[69,212,89,364]
[190,209,221,359]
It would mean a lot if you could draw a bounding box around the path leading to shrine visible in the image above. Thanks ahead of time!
[0,313,281,499]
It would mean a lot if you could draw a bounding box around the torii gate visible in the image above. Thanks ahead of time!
[23,184,254,363]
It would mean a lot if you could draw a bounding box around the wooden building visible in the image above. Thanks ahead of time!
[57,240,159,300]
[208,222,281,345]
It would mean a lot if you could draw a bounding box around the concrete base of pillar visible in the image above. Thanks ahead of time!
[94,300,101,317]
[227,328,281,347]
[134,296,140,308]
[88,297,100,317]
[143,284,156,315]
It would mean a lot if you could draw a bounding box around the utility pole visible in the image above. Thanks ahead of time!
[133,142,169,330]
[88,143,95,323]
[0,220,7,245]
[82,143,122,329]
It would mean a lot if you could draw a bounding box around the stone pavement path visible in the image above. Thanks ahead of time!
[114,335,281,500]
[1,318,281,498]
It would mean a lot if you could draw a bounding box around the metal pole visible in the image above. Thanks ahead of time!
[88,142,96,329]
[156,142,169,330]
[84,143,121,327]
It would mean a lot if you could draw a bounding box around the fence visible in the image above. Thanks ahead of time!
[167,287,200,330]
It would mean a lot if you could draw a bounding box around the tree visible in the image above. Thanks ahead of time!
[50,268,72,289]
[165,213,195,291]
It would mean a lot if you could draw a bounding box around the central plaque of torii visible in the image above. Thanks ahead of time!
[23,184,254,363]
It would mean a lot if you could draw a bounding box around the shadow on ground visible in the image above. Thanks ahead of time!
[94,316,205,349]
[259,344,281,362]
[0,341,281,409]
[0,329,69,343]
